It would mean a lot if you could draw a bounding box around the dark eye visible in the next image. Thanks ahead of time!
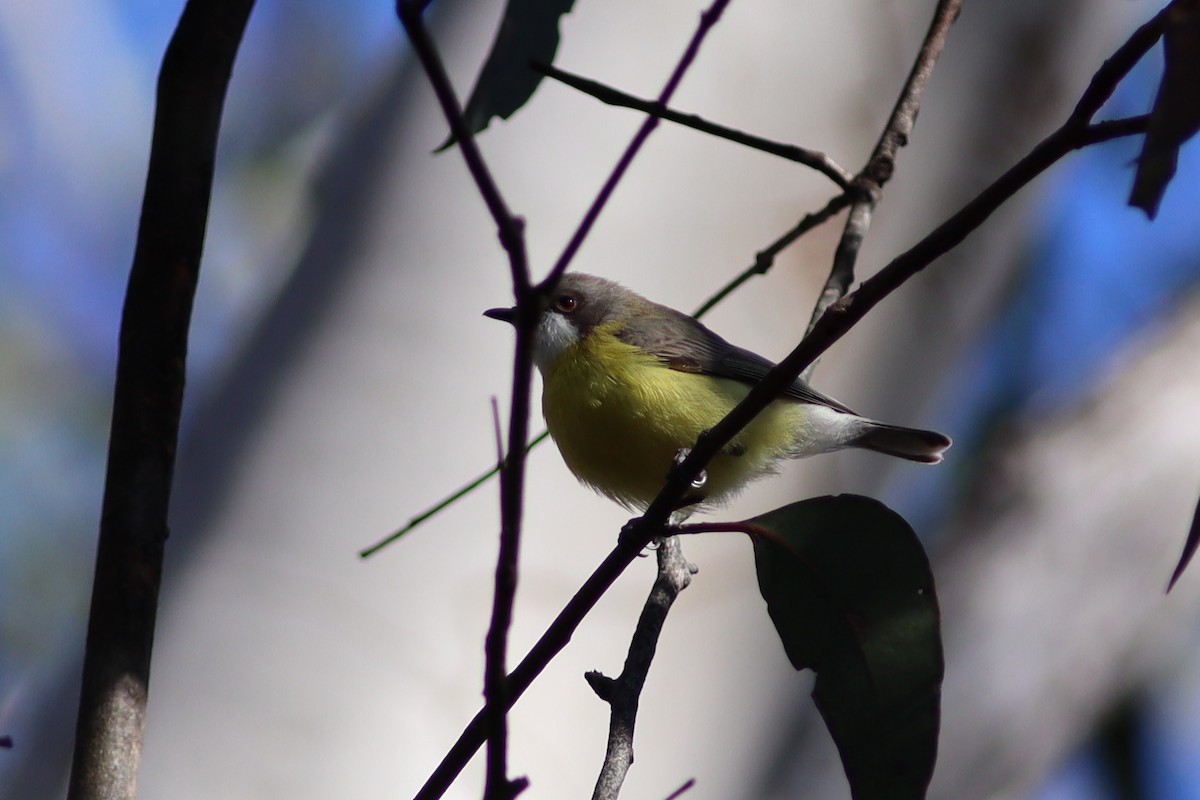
[555,293,578,313]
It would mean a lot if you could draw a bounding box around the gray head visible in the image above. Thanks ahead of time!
[484,274,647,372]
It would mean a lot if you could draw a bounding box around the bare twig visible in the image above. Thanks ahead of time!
[395,3,533,797]
[67,2,256,799]
[413,8,1161,799]
[691,193,854,318]
[802,0,964,381]
[535,62,853,188]
[662,778,697,800]
[589,537,698,800]
[540,0,734,291]
[357,433,552,558]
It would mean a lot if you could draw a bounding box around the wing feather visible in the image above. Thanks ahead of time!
[613,305,857,414]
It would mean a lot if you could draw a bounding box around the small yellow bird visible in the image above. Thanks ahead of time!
[486,273,950,512]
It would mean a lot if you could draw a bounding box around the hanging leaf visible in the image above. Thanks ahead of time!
[1129,0,1200,218]
[748,495,942,800]
[438,0,577,151]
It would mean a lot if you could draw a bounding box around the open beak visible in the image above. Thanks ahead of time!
[483,306,517,325]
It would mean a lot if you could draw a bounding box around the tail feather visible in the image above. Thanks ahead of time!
[852,422,952,464]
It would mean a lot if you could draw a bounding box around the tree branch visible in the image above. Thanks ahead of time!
[534,62,854,188]
[803,0,963,381]
[691,193,854,319]
[395,3,533,797]
[589,537,698,800]
[67,2,256,798]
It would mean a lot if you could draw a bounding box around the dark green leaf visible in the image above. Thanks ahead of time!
[748,495,942,800]
[438,0,577,151]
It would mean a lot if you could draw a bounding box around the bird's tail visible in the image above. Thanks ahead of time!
[852,421,952,464]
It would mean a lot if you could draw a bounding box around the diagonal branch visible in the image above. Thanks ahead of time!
[535,62,854,188]
[68,2,256,798]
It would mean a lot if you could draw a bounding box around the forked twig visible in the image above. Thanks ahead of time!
[589,537,698,799]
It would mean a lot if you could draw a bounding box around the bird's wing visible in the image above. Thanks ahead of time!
[614,306,858,414]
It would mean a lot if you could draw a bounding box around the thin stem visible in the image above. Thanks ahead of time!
[691,193,853,319]
[539,0,734,292]
[802,0,964,381]
[396,3,533,797]
[359,431,553,558]
[395,1,527,285]
[662,779,697,800]
[535,62,853,188]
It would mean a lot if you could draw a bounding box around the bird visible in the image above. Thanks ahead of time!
[485,273,950,513]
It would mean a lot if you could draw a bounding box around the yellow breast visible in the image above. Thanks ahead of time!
[541,324,804,509]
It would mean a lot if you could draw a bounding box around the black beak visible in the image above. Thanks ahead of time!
[484,306,516,325]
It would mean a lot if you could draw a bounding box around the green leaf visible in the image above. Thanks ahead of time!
[748,495,942,800]
[438,0,577,151]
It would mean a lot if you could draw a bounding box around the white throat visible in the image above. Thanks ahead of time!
[533,312,581,373]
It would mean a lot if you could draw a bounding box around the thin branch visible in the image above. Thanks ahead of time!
[691,193,853,318]
[662,778,697,800]
[535,62,853,189]
[394,2,527,285]
[802,0,963,381]
[395,3,533,797]
[589,537,698,800]
[539,0,734,292]
[67,2,256,799]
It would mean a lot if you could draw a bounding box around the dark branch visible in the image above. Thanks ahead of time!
[691,193,854,319]
[68,2,256,799]
[535,62,853,188]
[395,3,533,797]
[662,778,697,800]
[803,0,964,382]
[590,537,698,800]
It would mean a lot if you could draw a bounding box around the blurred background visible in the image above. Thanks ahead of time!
[3,0,1200,797]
